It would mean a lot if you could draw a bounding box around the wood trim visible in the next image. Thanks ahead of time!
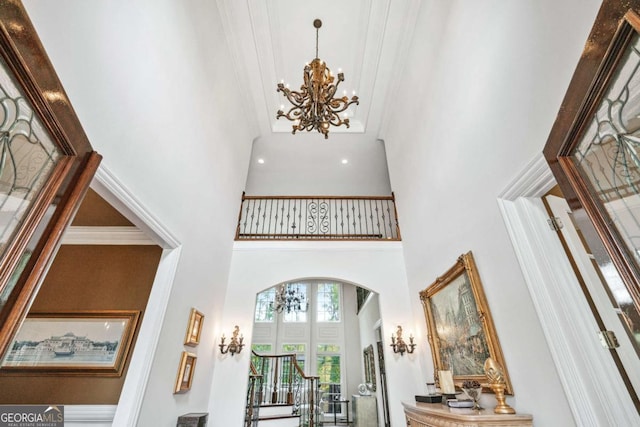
[241,195,395,200]
[62,226,155,246]
[543,1,640,345]
[558,155,640,311]
[0,152,101,358]
[0,2,92,154]
[0,3,100,358]
[543,0,632,206]
[0,157,74,288]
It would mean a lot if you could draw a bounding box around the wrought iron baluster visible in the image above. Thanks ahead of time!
[242,200,250,236]
[285,199,291,238]
[356,199,363,237]
[259,198,266,236]
[386,200,394,238]
[339,199,345,236]
[267,198,273,238]
[374,199,382,237]
[297,199,303,237]
[249,199,257,236]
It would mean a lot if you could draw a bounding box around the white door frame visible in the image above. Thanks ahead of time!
[497,154,639,426]
[85,164,182,427]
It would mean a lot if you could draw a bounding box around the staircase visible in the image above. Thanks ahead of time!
[246,352,323,427]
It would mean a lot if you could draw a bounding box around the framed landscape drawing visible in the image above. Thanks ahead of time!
[174,351,197,393]
[0,310,139,376]
[419,251,512,394]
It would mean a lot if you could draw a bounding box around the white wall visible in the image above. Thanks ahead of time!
[357,293,387,426]
[211,241,420,427]
[246,136,392,196]
[382,0,602,426]
[343,285,364,401]
[22,1,255,425]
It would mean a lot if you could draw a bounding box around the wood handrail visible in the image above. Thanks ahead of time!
[251,351,319,381]
[242,194,395,201]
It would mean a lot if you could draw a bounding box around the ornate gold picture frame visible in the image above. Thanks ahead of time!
[184,308,204,347]
[420,251,512,394]
[174,351,197,393]
[0,310,139,376]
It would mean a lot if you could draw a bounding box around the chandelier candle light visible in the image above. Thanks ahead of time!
[276,19,359,139]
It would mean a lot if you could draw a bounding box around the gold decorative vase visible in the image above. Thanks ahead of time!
[484,357,516,415]
[488,383,515,414]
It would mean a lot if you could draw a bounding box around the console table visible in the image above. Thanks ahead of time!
[352,395,377,427]
[402,401,533,427]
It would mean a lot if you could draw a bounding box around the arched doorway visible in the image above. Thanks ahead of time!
[250,279,389,425]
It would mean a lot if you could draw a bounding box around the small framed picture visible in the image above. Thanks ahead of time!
[174,351,197,394]
[184,308,204,347]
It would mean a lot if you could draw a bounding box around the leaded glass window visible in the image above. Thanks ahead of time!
[0,55,61,261]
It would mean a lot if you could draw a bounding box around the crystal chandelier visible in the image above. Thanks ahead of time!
[276,19,359,139]
[272,283,308,314]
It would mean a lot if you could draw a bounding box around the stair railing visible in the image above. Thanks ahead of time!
[251,351,321,427]
[235,193,402,240]
[245,362,263,427]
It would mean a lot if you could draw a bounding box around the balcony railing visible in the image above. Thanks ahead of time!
[235,193,401,241]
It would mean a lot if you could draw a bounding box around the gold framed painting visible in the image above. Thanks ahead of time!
[174,351,197,394]
[184,308,204,347]
[419,251,512,394]
[0,310,140,376]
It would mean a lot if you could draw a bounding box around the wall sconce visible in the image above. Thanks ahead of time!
[390,325,415,356]
[219,325,244,356]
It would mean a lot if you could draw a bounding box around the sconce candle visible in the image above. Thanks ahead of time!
[390,325,416,356]
[219,325,244,356]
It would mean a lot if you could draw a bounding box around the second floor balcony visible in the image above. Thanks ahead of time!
[235,193,401,241]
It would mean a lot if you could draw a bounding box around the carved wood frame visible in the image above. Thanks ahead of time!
[544,1,640,323]
[0,2,101,358]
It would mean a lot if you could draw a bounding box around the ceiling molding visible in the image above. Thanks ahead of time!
[62,226,156,246]
[377,0,422,138]
[217,0,419,139]
[216,0,269,135]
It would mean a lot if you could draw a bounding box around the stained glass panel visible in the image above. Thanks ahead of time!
[0,54,61,261]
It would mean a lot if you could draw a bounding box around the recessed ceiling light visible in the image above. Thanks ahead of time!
[257,158,265,164]
[341,159,348,164]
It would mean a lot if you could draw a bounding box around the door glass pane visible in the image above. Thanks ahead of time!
[317,353,341,414]
[571,209,640,354]
[0,55,61,261]
[572,32,640,324]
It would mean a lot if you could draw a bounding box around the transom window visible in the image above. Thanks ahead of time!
[254,288,275,322]
[317,283,341,322]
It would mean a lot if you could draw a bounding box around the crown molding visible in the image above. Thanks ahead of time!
[62,226,156,246]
